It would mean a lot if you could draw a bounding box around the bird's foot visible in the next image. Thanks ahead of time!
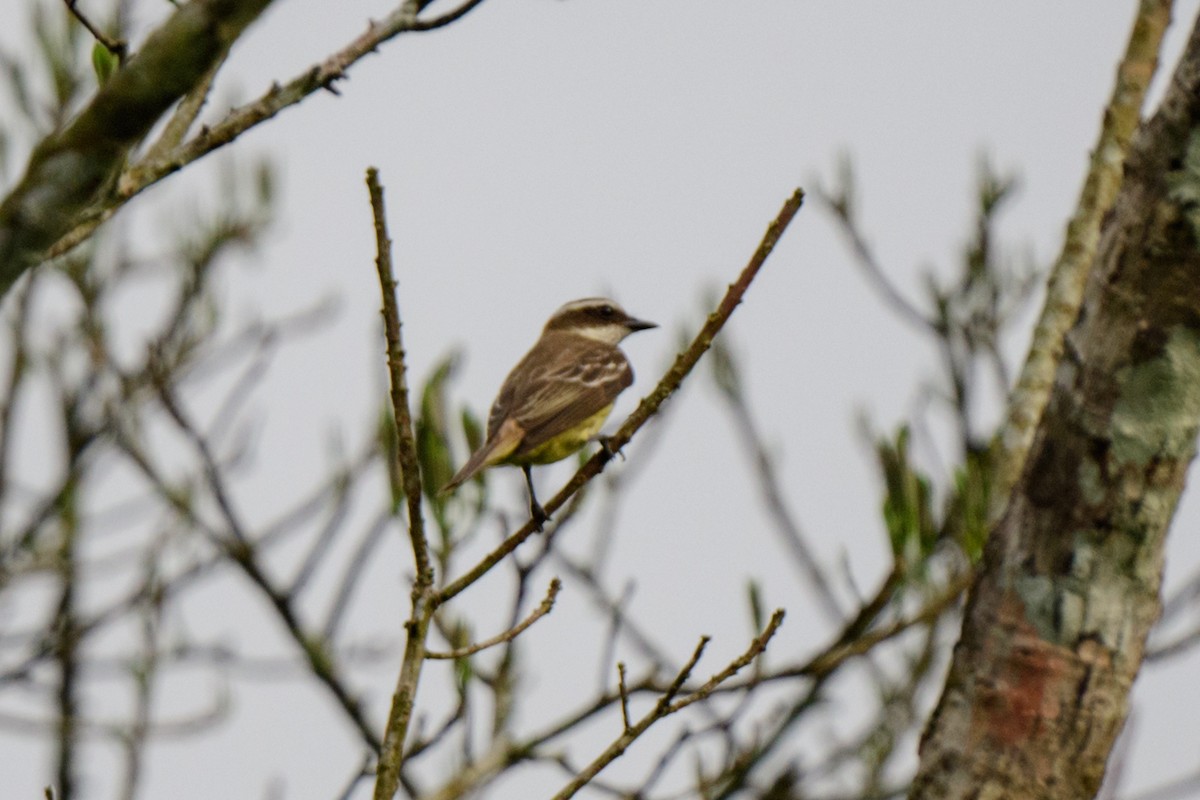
[528,499,549,532]
[596,435,624,461]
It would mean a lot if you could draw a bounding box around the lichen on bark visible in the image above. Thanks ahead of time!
[912,9,1200,799]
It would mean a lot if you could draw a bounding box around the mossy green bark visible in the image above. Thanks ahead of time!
[0,0,275,294]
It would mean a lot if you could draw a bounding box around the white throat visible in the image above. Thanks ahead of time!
[570,323,631,346]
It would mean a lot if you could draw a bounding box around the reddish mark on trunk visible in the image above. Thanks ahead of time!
[972,593,1076,749]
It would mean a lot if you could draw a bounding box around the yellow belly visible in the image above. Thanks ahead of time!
[504,404,614,466]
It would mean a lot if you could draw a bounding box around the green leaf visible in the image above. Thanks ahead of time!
[454,655,473,693]
[449,618,473,693]
[91,42,117,85]
[951,450,990,563]
[376,404,402,512]
[461,407,484,458]
[255,160,275,206]
[746,579,765,633]
[416,353,459,500]
[709,335,742,399]
[876,426,936,570]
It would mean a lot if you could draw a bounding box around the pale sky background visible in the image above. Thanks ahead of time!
[3,1,1200,798]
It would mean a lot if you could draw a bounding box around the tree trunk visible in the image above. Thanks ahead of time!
[912,11,1200,799]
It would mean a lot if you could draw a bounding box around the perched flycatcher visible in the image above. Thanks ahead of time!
[441,297,656,526]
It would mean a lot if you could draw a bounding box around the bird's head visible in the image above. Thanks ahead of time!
[543,298,657,345]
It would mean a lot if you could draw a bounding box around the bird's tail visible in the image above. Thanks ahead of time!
[440,418,524,495]
[440,447,492,495]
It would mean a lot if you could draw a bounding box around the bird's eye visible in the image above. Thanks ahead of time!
[600,305,615,317]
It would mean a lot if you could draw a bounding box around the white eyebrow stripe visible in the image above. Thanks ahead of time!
[553,298,623,315]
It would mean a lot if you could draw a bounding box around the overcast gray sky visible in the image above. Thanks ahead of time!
[3,1,1200,798]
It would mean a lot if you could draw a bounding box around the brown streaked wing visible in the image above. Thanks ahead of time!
[485,335,560,439]
[511,340,632,456]
[486,332,596,438]
[486,373,517,440]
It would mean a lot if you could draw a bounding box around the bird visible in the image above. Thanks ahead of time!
[441,297,656,528]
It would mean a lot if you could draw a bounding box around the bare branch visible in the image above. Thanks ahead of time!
[368,166,436,800]
[367,166,431,586]
[549,555,674,679]
[53,472,81,800]
[657,636,710,712]
[151,388,382,753]
[411,0,489,30]
[421,741,518,800]
[771,568,970,684]
[426,578,560,659]
[616,662,631,733]
[814,164,936,334]
[63,0,128,60]
[46,0,494,263]
[548,610,785,800]
[141,56,225,164]
[711,335,844,624]
[0,0,278,288]
[322,511,392,641]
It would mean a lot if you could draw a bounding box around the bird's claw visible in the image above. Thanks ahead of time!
[529,500,549,532]
[596,435,624,461]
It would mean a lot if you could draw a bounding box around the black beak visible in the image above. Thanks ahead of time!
[625,317,657,332]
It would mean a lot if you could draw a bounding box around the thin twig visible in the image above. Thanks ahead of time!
[1146,624,1200,662]
[154,386,382,752]
[0,272,38,523]
[117,566,163,800]
[46,0,494,262]
[426,579,560,659]
[141,56,225,164]
[288,466,356,595]
[792,569,970,681]
[713,340,844,624]
[411,0,489,30]
[2,434,373,689]
[334,755,374,800]
[815,174,936,334]
[368,167,435,800]
[64,0,128,60]
[666,611,784,714]
[548,610,785,800]
[437,188,805,606]
[323,510,392,641]
[368,167,430,583]
[617,663,631,733]
[550,555,673,680]
[657,637,711,712]
[637,727,695,797]
[420,740,518,800]
[52,467,81,800]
